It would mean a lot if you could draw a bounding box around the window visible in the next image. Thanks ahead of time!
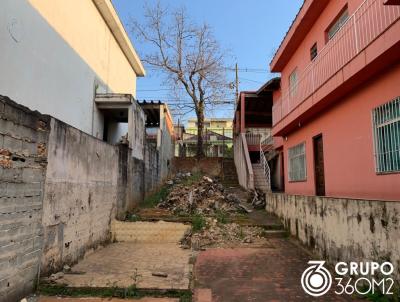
[289,68,298,97]
[310,43,318,61]
[326,7,349,41]
[288,142,307,181]
[372,97,400,173]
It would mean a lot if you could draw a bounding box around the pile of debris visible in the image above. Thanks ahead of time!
[158,175,251,215]
[250,188,266,209]
[181,218,267,249]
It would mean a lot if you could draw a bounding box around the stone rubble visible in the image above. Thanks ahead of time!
[157,175,247,215]
[181,218,267,249]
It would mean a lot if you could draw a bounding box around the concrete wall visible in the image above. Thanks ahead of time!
[0,96,50,302]
[0,95,163,301]
[266,192,400,280]
[0,0,138,137]
[40,118,119,275]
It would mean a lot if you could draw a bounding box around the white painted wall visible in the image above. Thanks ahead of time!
[0,1,138,139]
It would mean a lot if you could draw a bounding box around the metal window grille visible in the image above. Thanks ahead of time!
[372,97,400,173]
[288,142,307,181]
[289,68,298,97]
[327,8,349,40]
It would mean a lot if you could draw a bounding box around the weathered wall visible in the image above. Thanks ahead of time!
[266,193,400,280]
[40,118,119,275]
[0,96,50,302]
[172,158,223,177]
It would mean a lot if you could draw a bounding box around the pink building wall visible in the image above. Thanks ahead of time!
[280,0,364,93]
[283,63,400,200]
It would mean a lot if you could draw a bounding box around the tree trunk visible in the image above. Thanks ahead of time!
[196,103,205,158]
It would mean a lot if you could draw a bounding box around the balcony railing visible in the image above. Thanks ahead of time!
[245,128,272,145]
[273,0,400,125]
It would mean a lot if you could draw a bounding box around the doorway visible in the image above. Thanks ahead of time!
[313,135,326,196]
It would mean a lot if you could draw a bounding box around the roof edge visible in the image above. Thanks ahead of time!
[93,0,146,77]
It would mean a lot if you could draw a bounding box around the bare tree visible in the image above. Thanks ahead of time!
[130,2,229,158]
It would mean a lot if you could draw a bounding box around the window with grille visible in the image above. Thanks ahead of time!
[310,43,318,61]
[288,142,307,181]
[326,7,349,41]
[372,97,400,173]
[289,68,298,97]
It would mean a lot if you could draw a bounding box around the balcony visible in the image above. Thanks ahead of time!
[272,0,400,129]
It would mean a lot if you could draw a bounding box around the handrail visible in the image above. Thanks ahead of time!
[273,0,400,125]
[259,137,271,191]
[241,133,254,189]
[233,133,254,190]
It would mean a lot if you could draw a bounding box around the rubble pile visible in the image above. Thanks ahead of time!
[181,218,267,249]
[158,174,246,215]
[250,188,266,209]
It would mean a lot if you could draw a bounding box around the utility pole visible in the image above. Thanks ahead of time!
[235,63,239,102]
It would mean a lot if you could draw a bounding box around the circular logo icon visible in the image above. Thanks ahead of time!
[301,261,332,297]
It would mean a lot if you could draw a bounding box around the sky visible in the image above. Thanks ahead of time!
[112,0,303,125]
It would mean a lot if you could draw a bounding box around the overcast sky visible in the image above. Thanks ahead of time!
[112,0,303,124]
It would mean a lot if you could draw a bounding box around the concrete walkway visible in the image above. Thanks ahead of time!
[52,242,191,290]
[194,238,361,302]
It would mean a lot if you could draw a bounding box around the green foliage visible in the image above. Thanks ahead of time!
[215,209,228,224]
[142,185,171,208]
[180,172,203,186]
[192,214,206,232]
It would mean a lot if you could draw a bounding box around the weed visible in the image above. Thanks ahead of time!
[142,185,171,208]
[192,214,206,232]
[215,209,228,224]
[180,172,203,186]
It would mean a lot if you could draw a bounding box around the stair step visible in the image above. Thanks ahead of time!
[264,230,288,238]
[194,288,212,302]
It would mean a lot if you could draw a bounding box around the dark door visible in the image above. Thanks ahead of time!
[313,135,326,196]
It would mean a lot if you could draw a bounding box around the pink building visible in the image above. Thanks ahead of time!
[271,0,400,200]
[234,0,400,201]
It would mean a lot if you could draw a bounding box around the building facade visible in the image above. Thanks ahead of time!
[0,0,145,150]
[270,0,400,200]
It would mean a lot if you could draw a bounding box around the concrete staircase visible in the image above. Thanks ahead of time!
[222,158,239,187]
[252,163,270,192]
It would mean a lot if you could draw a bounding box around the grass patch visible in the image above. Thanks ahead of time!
[215,209,228,224]
[141,185,171,208]
[192,214,206,233]
[39,283,192,302]
[180,171,203,186]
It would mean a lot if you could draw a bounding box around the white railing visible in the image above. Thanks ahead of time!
[273,0,400,125]
[245,128,272,146]
[259,137,271,191]
[234,133,254,190]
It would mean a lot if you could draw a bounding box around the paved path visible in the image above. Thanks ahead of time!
[194,238,361,302]
[53,242,191,290]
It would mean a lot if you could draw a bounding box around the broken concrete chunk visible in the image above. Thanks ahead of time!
[203,176,213,183]
[152,271,168,278]
[49,271,64,281]
[63,264,71,273]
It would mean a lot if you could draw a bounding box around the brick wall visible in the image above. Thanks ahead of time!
[0,96,50,302]
[171,157,223,177]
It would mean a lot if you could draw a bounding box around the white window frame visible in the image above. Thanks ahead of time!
[288,142,307,182]
[372,96,400,174]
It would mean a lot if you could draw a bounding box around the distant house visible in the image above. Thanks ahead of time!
[185,118,233,157]
[0,0,146,156]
